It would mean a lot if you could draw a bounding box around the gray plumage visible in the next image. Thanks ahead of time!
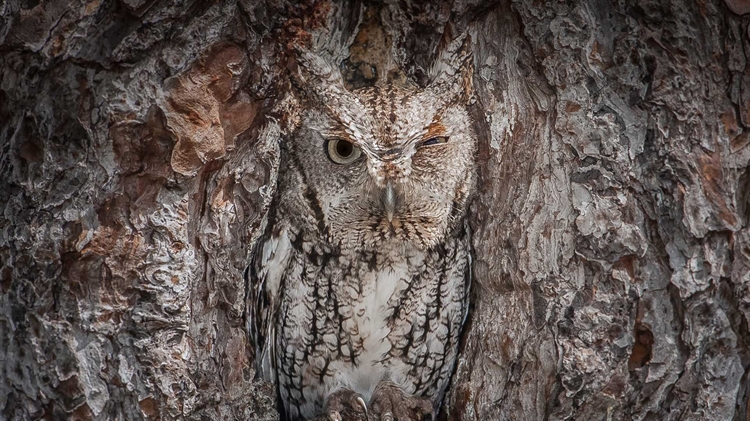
[249,36,477,421]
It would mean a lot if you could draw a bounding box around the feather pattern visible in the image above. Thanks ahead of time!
[248,40,477,420]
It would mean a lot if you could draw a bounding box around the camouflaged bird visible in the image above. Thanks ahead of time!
[248,36,477,421]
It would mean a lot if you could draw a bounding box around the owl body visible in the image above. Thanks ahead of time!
[256,221,470,419]
[250,43,476,421]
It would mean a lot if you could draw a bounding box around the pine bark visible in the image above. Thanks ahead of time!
[1,1,749,420]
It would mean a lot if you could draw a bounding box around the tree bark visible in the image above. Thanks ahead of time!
[1,1,749,420]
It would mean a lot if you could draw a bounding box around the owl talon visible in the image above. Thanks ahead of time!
[323,388,368,420]
[370,382,433,421]
[356,396,368,417]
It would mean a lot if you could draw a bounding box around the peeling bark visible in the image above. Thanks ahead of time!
[1,1,749,420]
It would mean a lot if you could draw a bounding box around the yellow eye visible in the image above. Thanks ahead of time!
[326,139,362,164]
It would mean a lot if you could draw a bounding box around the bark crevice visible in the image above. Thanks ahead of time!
[2,1,750,420]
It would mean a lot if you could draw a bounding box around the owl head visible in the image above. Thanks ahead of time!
[284,37,477,251]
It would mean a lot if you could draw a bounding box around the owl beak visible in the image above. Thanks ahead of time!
[383,181,397,223]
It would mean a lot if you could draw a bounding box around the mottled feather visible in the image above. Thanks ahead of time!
[249,38,477,421]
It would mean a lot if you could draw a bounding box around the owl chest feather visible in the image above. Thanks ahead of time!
[335,257,411,394]
[265,228,471,419]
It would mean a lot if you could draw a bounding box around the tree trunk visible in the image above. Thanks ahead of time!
[1,1,749,420]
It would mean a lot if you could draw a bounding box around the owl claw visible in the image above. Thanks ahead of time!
[356,396,368,417]
[370,382,433,421]
[324,389,368,420]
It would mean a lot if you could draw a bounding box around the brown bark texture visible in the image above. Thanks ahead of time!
[1,0,750,420]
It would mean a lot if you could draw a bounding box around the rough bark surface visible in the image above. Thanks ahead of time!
[1,1,749,420]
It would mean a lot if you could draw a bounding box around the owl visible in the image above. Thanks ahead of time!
[248,36,477,421]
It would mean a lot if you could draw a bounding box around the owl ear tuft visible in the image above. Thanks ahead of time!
[292,47,349,101]
[427,32,474,104]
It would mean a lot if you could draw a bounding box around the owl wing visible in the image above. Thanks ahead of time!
[247,228,293,382]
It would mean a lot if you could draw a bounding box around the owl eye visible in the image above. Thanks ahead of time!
[326,138,362,164]
[420,136,448,147]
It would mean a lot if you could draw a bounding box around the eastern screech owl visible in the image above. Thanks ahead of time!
[248,38,477,421]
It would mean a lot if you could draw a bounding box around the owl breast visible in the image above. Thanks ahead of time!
[264,225,471,420]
